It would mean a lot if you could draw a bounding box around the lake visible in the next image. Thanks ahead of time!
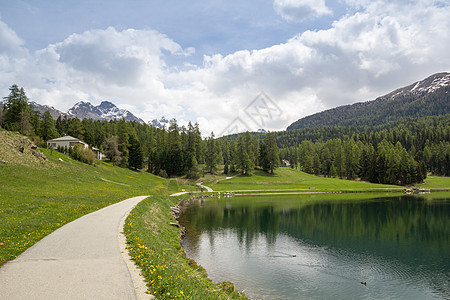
[179,193,450,299]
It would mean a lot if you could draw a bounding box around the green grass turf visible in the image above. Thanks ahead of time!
[210,167,405,192]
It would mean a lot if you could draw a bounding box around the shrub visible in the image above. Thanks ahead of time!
[158,169,168,178]
[70,144,95,165]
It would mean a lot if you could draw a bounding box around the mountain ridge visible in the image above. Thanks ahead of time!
[287,72,450,130]
[1,99,145,123]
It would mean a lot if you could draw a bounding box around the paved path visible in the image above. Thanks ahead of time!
[0,196,150,300]
[169,191,189,197]
[196,182,214,192]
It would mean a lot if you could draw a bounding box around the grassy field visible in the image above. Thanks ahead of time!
[0,146,168,265]
[420,176,450,190]
[210,168,405,192]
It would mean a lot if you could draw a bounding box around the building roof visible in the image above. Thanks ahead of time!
[47,136,86,143]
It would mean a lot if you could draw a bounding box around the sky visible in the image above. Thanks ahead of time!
[0,0,449,136]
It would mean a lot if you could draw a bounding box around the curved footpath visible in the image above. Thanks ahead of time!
[196,182,214,192]
[0,196,152,300]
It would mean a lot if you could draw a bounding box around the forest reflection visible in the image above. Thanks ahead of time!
[179,194,449,267]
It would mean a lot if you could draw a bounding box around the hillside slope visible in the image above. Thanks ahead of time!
[0,129,170,265]
[287,72,450,130]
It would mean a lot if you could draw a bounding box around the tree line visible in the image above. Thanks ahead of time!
[277,115,449,180]
[1,84,448,185]
[0,85,279,177]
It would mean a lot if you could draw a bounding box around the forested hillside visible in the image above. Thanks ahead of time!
[287,73,450,130]
[278,115,449,184]
[1,84,448,187]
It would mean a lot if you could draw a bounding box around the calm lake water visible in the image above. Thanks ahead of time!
[179,193,450,299]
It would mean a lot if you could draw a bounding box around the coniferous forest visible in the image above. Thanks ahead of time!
[1,84,449,185]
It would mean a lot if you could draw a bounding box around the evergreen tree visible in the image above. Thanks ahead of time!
[244,131,257,170]
[117,119,131,167]
[236,135,252,174]
[264,132,279,174]
[18,106,34,136]
[205,132,220,173]
[128,134,144,170]
[67,118,85,140]
[0,107,4,127]
[167,119,184,176]
[40,110,59,141]
[3,84,30,132]
[224,163,229,174]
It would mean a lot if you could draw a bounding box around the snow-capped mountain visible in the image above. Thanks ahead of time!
[287,72,450,130]
[29,101,66,119]
[383,72,450,100]
[67,101,144,122]
[149,116,170,128]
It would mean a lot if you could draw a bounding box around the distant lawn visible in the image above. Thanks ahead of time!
[420,176,450,190]
[211,167,404,192]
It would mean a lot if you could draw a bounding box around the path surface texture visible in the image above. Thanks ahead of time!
[197,182,214,192]
[0,196,150,300]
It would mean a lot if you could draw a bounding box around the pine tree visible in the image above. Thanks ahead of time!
[244,131,257,170]
[40,110,59,141]
[236,135,251,174]
[3,84,30,132]
[117,119,131,167]
[264,132,279,174]
[224,163,229,174]
[205,132,220,174]
[67,118,85,140]
[128,134,144,171]
[167,119,184,176]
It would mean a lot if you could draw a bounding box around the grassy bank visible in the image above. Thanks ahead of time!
[124,195,247,299]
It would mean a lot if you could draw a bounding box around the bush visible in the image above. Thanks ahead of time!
[70,144,96,165]
[186,168,201,180]
[31,135,45,147]
[158,169,168,178]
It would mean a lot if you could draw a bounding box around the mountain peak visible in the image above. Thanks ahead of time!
[67,100,143,122]
[383,72,450,100]
[287,72,450,130]
[98,101,116,110]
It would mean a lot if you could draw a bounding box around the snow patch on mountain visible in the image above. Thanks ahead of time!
[67,101,144,122]
[385,72,450,100]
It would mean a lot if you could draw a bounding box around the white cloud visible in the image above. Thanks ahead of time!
[1,1,449,136]
[273,0,332,22]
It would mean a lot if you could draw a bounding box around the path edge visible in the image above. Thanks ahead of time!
[118,196,154,300]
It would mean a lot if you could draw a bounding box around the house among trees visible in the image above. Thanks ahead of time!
[47,135,104,160]
[91,147,104,160]
[47,135,88,150]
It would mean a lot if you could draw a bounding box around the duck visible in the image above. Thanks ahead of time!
[361,282,367,286]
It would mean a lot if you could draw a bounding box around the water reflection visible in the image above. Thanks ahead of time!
[179,194,450,299]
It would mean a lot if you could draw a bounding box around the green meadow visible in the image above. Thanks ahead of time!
[0,147,168,265]
[1,129,448,299]
[210,167,405,192]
